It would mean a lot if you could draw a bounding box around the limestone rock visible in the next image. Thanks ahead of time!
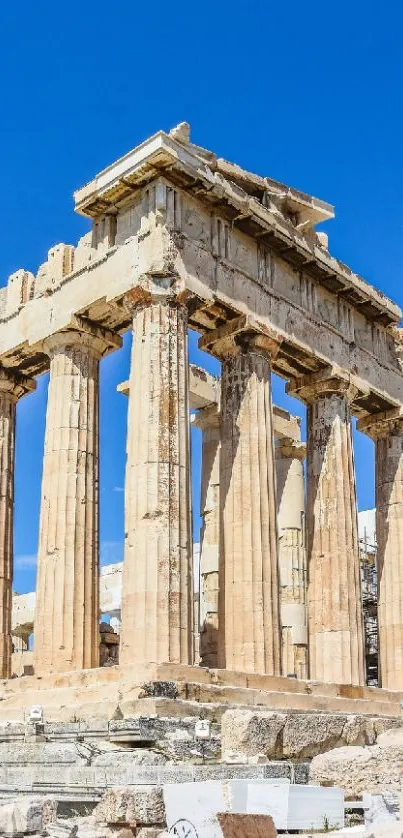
[221,710,286,760]
[93,788,165,828]
[310,729,403,794]
[61,815,132,838]
[46,821,78,838]
[221,709,392,761]
[0,796,57,837]
[282,713,377,758]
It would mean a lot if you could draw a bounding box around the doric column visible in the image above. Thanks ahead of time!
[193,404,220,668]
[200,319,282,675]
[289,368,365,685]
[34,318,121,676]
[0,370,35,678]
[275,438,308,680]
[119,280,192,666]
[358,410,403,690]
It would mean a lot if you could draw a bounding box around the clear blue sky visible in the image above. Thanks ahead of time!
[1,1,402,592]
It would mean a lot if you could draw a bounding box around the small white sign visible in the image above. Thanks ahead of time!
[195,719,210,740]
[29,705,43,722]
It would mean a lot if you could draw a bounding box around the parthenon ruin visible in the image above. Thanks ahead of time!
[1,121,403,716]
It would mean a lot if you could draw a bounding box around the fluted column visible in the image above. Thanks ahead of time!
[276,438,308,680]
[194,404,220,668]
[34,320,121,676]
[201,322,282,675]
[358,410,403,689]
[289,368,365,685]
[0,370,35,678]
[119,282,192,666]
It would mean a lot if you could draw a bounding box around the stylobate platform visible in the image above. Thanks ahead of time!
[0,664,402,722]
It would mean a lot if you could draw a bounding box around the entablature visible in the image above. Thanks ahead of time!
[0,125,402,421]
[74,126,401,328]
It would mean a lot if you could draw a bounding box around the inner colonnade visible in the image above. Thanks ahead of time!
[0,123,403,697]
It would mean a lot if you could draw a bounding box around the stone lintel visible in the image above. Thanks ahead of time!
[199,315,282,360]
[74,126,400,327]
[0,368,36,401]
[276,438,306,460]
[188,364,220,409]
[42,315,122,359]
[119,368,304,443]
[272,405,301,441]
[118,364,219,410]
[287,364,368,405]
[357,406,403,439]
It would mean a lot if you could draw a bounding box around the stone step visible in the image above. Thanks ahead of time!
[1,663,403,724]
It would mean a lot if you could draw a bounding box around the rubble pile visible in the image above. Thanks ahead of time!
[0,791,166,838]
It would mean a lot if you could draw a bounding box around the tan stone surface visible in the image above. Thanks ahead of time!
[120,283,192,667]
[289,368,365,686]
[217,813,277,838]
[207,326,281,675]
[34,321,121,675]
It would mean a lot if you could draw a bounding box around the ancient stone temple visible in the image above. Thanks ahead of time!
[1,121,403,722]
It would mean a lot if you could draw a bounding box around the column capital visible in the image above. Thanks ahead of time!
[287,365,364,405]
[357,406,403,440]
[192,403,220,432]
[42,316,122,360]
[276,437,306,461]
[124,273,188,314]
[0,367,36,401]
[199,314,282,361]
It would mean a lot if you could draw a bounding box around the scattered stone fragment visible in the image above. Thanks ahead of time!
[46,821,78,838]
[221,710,286,760]
[221,709,399,761]
[0,797,57,837]
[310,728,403,794]
[93,788,165,828]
